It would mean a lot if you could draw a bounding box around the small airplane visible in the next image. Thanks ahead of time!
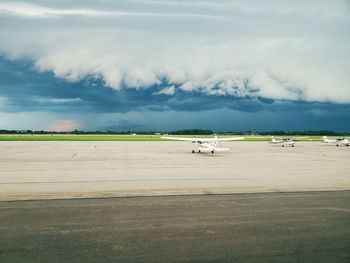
[322,136,349,147]
[269,136,296,147]
[322,136,337,144]
[161,136,244,153]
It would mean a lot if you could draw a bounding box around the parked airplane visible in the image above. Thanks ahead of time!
[161,136,244,153]
[269,136,296,147]
[322,136,337,144]
[322,136,349,147]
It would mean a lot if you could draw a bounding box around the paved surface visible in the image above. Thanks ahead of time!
[0,191,349,263]
[0,141,350,200]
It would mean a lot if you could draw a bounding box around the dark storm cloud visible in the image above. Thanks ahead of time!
[1,0,349,103]
[103,120,146,131]
[1,56,350,119]
[1,1,349,132]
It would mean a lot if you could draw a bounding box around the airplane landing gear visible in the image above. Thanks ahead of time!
[192,150,195,154]
[211,150,214,154]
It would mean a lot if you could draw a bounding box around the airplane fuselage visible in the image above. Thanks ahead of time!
[336,138,350,147]
[192,141,229,153]
[269,137,296,147]
[323,136,349,146]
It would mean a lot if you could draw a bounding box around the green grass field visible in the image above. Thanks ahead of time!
[0,134,324,141]
[0,134,163,141]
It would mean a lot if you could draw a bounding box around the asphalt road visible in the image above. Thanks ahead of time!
[1,191,349,263]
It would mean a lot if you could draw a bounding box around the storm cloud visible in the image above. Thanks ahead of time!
[1,0,350,102]
[0,0,349,131]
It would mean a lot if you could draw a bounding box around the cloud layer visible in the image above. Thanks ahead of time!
[1,1,350,131]
[1,0,349,104]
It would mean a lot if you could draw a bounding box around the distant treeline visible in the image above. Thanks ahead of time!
[0,129,348,136]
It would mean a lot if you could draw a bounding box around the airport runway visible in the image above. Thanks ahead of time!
[0,141,350,200]
[0,191,349,263]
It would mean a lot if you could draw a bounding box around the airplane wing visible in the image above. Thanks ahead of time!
[161,136,199,141]
[214,137,245,141]
[161,136,244,142]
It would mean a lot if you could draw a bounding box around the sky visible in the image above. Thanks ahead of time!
[0,0,349,132]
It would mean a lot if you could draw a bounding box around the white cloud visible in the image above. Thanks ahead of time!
[33,96,82,104]
[154,85,175,95]
[0,2,226,19]
[0,0,349,103]
[0,2,109,17]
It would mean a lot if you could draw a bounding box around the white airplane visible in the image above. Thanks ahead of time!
[269,136,296,147]
[322,136,349,147]
[161,136,244,153]
[322,136,337,144]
